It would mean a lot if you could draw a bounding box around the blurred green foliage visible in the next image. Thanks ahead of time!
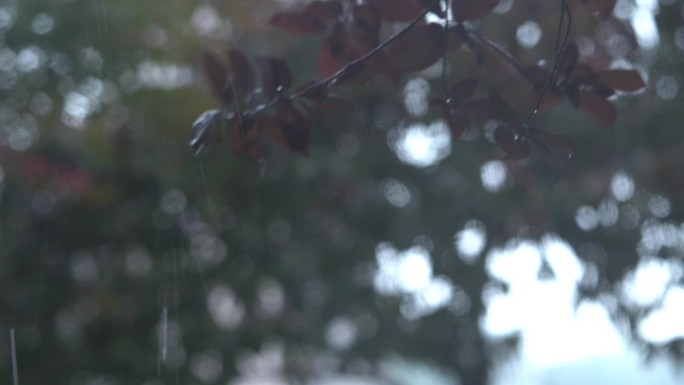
[1,1,684,384]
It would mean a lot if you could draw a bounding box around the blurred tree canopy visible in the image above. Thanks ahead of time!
[1,1,684,385]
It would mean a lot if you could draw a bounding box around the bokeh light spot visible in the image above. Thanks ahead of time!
[516,21,542,48]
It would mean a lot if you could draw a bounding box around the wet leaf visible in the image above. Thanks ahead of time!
[446,78,478,110]
[385,23,442,72]
[523,65,565,110]
[568,63,594,83]
[489,93,520,128]
[227,49,256,96]
[595,70,646,92]
[269,12,327,33]
[255,57,293,99]
[353,4,381,34]
[304,0,343,21]
[451,0,500,21]
[578,90,617,127]
[258,115,291,151]
[202,50,233,105]
[276,102,313,155]
[368,0,424,21]
[228,114,259,156]
[347,25,381,59]
[319,34,349,77]
[364,50,398,82]
[535,89,566,112]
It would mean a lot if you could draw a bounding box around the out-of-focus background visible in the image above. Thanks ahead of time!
[1,0,683,384]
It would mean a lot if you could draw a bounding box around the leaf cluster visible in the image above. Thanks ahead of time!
[191,0,644,163]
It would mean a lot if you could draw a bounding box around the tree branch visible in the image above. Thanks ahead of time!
[237,0,443,122]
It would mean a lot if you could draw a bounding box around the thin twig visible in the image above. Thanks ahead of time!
[442,1,450,97]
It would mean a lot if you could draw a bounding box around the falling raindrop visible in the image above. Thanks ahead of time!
[11,328,19,385]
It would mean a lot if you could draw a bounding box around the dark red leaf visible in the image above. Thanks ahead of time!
[352,35,398,81]
[318,40,377,85]
[521,66,565,107]
[228,115,259,156]
[304,1,343,21]
[568,63,594,83]
[489,93,520,128]
[595,70,646,92]
[445,111,470,139]
[451,0,500,21]
[344,18,394,78]
[581,0,617,18]
[522,66,565,110]
[276,102,312,155]
[269,12,327,34]
[227,49,256,96]
[202,50,233,105]
[255,56,292,99]
[319,37,348,77]
[347,24,380,59]
[367,0,424,21]
[353,4,381,34]
[446,78,478,110]
[535,89,566,112]
[578,90,617,127]
[257,115,291,151]
[385,23,442,72]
